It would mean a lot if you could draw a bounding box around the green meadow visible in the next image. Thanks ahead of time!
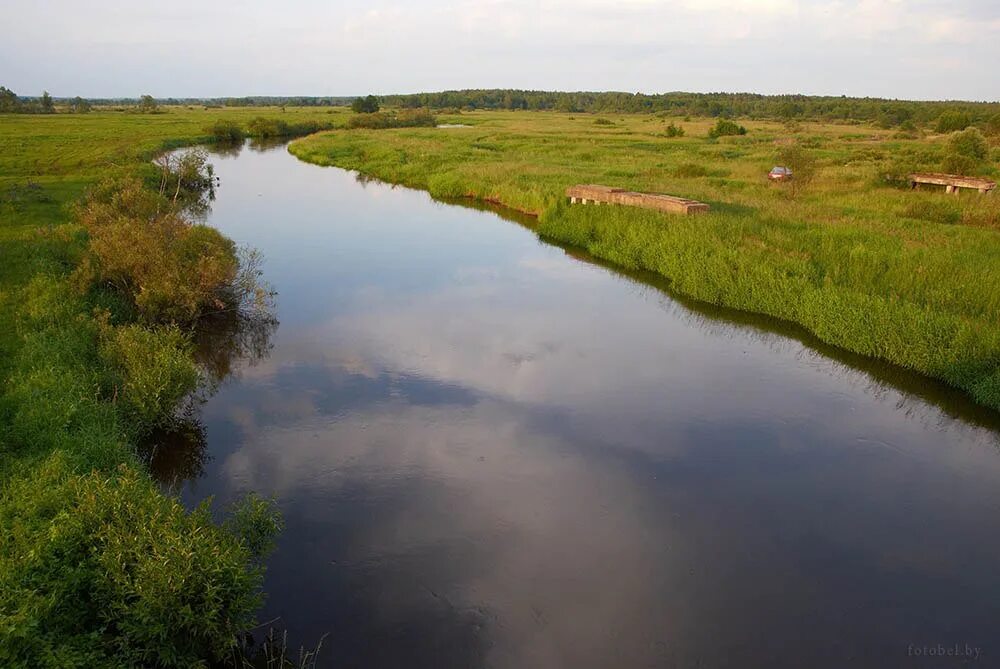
[290,111,1000,409]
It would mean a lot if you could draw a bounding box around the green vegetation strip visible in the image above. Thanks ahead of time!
[290,110,1000,410]
[0,107,346,667]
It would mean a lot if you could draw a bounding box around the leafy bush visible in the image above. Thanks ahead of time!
[74,177,240,323]
[593,117,614,126]
[0,455,280,668]
[935,111,972,133]
[664,122,685,138]
[776,143,818,196]
[708,119,747,138]
[100,323,199,433]
[947,127,989,162]
[246,117,329,139]
[346,110,437,130]
[942,153,981,176]
[941,127,989,175]
[205,119,245,142]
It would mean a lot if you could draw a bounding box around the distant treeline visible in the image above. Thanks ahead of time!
[378,89,1000,128]
[6,85,1000,128]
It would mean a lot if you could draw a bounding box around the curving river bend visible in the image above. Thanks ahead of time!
[156,141,1000,668]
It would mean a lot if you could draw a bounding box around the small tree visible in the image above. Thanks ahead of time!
[138,94,158,113]
[776,143,817,198]
[40,90,54,113]
[70,96,91,113]
[351,95,380,114]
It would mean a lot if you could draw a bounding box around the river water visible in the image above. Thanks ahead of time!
[157,141,1000,668]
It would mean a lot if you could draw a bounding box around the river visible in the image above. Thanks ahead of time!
[154,141,1000,668]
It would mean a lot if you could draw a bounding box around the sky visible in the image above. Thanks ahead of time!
[2,0,998,101]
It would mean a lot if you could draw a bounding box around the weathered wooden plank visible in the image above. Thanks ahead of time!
[908,172,996,193]
[565,185,710,214]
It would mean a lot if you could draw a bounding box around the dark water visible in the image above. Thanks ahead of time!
[161,142,1000,668]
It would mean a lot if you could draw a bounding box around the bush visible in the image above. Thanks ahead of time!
[74,177,240,323]
[0,455,280,668]
[935,111,972,133]
[942,153,981,176]
[941,127,989,175]
[708,119,747,138]
[776,143,818,196]
[205,119,245,142]
[593,117,614,126]
[664,122,685,138]
[947,127,989,162]
[346,110,437,130]
[245,117,329,139]
[100,323,200,433]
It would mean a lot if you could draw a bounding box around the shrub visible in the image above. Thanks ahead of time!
[947,127,989,162]
[708,119,747,138]
[74,177,240,323]
[664,122,685,138]
[935,111,972,133]
[205,119,245,142]
[346,110,437,130]
[776,143,818,196]
[0,455,280,668]
[940,127,989,175]
[245,117,329,139]
[593,117,614,126]
[942,153,981,176]
[247,117,290,138]
[100,323,200,433]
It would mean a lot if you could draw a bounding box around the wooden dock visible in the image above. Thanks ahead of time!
[566,184,710,215]
[908,173,995,195]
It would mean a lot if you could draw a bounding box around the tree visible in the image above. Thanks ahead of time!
[40,90,54,113]
[70,96,91,113]
[138,94,158,113]
[0,86,19,112]
[777,143,817,198]
[351,95,379,114]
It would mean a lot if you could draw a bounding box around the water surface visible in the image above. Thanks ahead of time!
[161,142,1000,668]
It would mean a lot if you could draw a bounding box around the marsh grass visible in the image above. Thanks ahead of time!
[290,110,1000,409]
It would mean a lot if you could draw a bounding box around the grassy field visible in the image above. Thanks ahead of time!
[289,111,1000,409]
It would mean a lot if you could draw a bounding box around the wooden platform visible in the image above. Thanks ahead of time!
[566,184,710,214]
[908,173,995,194]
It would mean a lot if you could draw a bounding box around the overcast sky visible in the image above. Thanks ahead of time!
[3,0,998,101]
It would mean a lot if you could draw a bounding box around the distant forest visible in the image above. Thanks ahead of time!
[380,90,1000,128]
[4,86,999,128]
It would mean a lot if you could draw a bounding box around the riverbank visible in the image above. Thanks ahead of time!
[0,107,345,667]
[289,111,1000,411]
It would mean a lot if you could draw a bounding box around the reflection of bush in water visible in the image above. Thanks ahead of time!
[141,415,210,489]
[193,304,279,390]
